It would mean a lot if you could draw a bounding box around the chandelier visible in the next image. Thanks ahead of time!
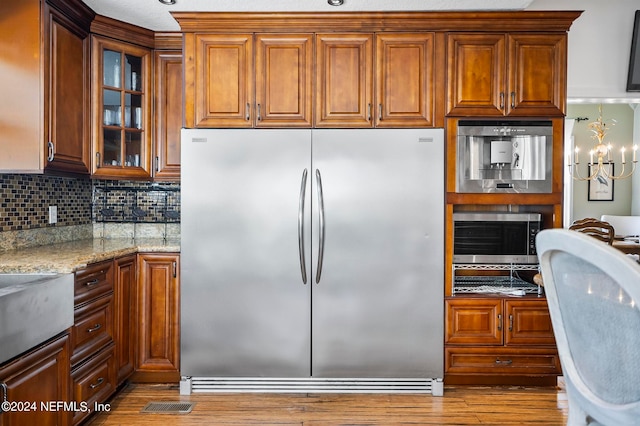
[568,105,637,181]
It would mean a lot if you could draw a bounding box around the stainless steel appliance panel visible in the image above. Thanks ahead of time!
[311,129,444,378]
[181,129,312,377]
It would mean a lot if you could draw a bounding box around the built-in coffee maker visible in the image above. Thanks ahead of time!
[456,120,553,193]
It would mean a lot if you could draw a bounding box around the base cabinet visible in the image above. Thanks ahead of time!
[444,297,561,385]
[134,253,180,383]
[0,333,71,426]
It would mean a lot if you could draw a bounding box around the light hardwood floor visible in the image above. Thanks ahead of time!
[88,381,568,425]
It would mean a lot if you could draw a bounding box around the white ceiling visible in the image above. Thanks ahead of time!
[82,0,534,32]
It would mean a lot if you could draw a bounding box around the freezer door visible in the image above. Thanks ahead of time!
[181,129,312,377]
[311,129,444,378]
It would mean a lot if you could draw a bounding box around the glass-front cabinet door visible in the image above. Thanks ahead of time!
[92,36,151,179]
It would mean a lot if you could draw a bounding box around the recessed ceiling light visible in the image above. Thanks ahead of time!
[328,0,344,6]
[158,0,176,5]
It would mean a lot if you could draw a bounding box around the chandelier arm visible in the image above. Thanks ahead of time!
[570,163,600,181]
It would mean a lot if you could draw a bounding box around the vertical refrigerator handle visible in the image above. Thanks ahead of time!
[298,169,308,284]
[315,169,325,284]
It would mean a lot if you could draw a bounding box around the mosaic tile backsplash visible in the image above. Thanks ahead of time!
[0,174,92,231]
[0,174,181,250]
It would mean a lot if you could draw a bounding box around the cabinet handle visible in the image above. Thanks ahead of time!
[509,314,514,331]
[499,92,505,109]
[87,323,102,333]
[378,104,382,121]
[367,103,372,121]
[156,156,160,173]
[47,141,55,162]
[257,104,262,121]
[510,91,516,109]
[245,103,251,121]
[96,152,101,169]
[1,382,7,411]
[89,377,105,389]
[497,314,503,331]
[173,261,177,278]
[85,278,100,287]
[495,358,513,365]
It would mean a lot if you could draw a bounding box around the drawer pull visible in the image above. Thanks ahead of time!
[497,314,503,331]
[85,279,100,287]
[89,377,104,389]
[87,323,102,333]
[509,314,514,331]
[495,358,513,365]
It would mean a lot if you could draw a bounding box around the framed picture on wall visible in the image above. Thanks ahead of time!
[627,10,640,91]
[588,163,614,201]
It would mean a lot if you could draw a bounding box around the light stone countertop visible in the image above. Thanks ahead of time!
[0,238,180,274]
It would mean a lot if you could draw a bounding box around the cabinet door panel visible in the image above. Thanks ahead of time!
[446,33,505,116]
[505,299,556,346]
[193,34,253,128]
[136,253,180,382]
[507,34,566,116]
[376,33,435,127]
[446,299,503,345]
[316,34,373,127]
[0,334,70,426]
[114,255,136,384]
[154,51,182,180]
[47,15,90,174]
[255,34,313,127]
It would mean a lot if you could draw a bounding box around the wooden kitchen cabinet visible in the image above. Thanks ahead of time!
[185,33,313,128]
[375,33,440,127]
[91,35,153,179]
[315,33,373,127]
[0,0,93,174]
[0,333,71,426]
[446,33,567,117]
[135,253,180,383]
[113,255,136,384]
[153,50,183,180]
[445,297,561,385]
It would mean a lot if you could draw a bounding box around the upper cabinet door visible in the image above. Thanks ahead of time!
[315,34,374,128]
[507,34,566,117]
[255,34,313,128]
[375,33,437,127]
[187,34,254,128]
[446,32,567,117]
[446,33,506,116]
[46,8,91,174]
[154,50,182,181]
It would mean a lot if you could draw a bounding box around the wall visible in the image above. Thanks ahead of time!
[566,104,635,221]
[528,0,640,101]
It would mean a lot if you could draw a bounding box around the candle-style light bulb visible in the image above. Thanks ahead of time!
[575,147,580,164]
[621,147,626,164]
[634,145,638,162]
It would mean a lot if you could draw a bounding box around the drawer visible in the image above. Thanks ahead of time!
[445,347,561,376]
[71,294,113,366]
[75,260,113,306]
[71,343,116,425]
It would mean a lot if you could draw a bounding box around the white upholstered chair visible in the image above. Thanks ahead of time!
[536,229,640,425]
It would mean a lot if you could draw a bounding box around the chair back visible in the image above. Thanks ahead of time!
[536,229,640,425]
[569,217,615,245]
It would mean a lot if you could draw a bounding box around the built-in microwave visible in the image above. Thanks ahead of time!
[453,212,542,264]
[456,120,553,193]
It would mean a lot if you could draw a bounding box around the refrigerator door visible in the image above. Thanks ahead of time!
[181,129,312,377]
[311,129,444,378]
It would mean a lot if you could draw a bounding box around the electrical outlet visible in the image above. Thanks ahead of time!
[49,205,57,224]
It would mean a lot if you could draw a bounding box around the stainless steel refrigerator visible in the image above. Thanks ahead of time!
[180,128,444,394]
